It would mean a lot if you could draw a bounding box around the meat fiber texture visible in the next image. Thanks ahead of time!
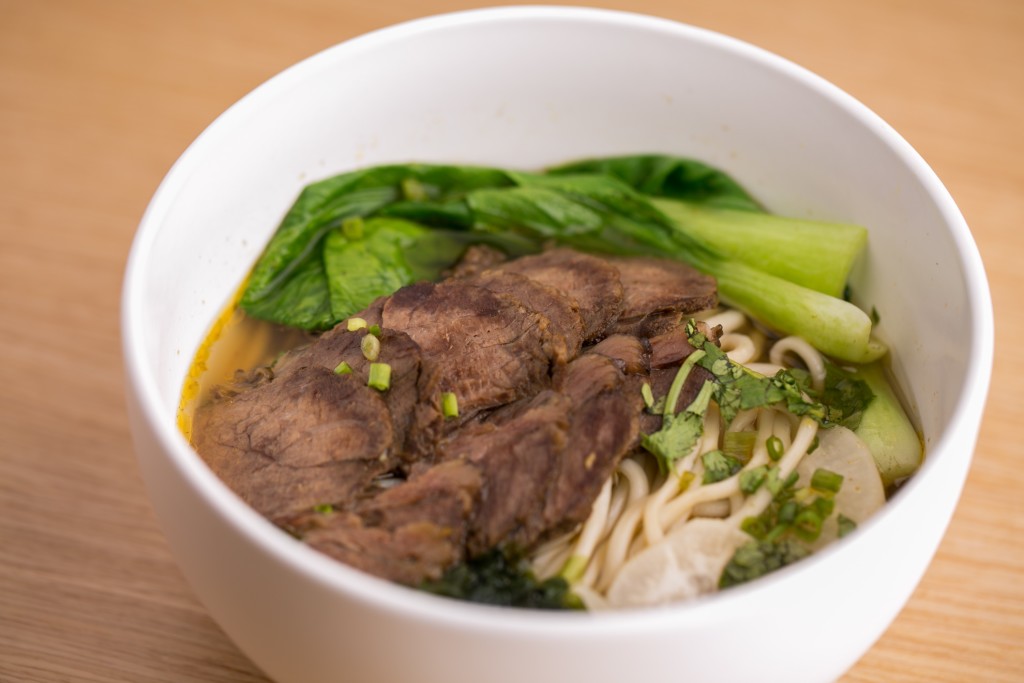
[192,248,718,585]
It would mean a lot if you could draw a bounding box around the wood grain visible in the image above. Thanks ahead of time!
[2,1,1021,681]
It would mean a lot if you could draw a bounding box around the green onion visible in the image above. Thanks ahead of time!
[793,508,823,542]
[741,515,768,540]
[401,177,428,201]
[641,382,655,410]
[766,435,784,461]
[811,496,835,519]
[441,391,459,419]
[723,431,756,463]
[778,500,799,525]
[837,514,857,538]
[368,324,382,337]
[560,555,588,584]
[333,361,353,375]
[811,468,844,494]
[807,435,820,454]
[313,503,334,515]
[367,362,391,391]
[739,465,768,494]
[341,216,364,239]
[361,333,381,361]
[347,317,368,331]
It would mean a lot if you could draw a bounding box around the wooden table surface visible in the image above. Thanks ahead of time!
[2,1,1022,681]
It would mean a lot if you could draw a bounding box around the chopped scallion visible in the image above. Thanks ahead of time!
[401,177,428,201]
[347,317,368,331]
[723,431,756,463]
[441,391,459,419]
[793,508,823,542]
[361,333,381,361]
[811,468,844,494]
[367,362,391,391]
[641,382,655,410]
[341,216,364,239]
[766,435,784,461]
[739,465,768,494]
[368,324,382,337]
[313,503,334,515]
[837,514,858,538]
[334,361,353,375]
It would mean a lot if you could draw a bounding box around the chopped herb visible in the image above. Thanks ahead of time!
[640,379,715,472]
[368,324,382,337]
[837,514,858,538]
[701,450,743,484]
[361,333,381,361]
[807,435,820,454]
[333,361,353,375]
[346,317,368,331]
[367,362,391,391]
[420,549,581,610]
[441,391,459,419]
[739,465,768,494]
[811,468,844,494]
[720,539,810,588]
[766,435,784,461]
[313,503,334,515]
[685,320,874,429]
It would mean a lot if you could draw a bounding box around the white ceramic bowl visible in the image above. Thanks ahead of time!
[122,7,993,683]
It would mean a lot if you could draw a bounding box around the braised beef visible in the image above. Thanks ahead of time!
[281,460,482,585]
[439,391,572,554]
[382,278,565,457]
[192,366,396,521]
[497,248,624,341]
[607,257,717,337]
[193,246,724,588]
[446,244,508,279]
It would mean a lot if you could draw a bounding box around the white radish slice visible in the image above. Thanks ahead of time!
[795,425,885,550]
[606,518,749,608]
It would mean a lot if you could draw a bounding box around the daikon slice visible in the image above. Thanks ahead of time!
[606,518,749,608]
[796,425,885,550]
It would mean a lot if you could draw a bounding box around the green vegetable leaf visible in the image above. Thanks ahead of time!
[702,450,744,484]
[639,349,714,472]
[720,539,810,588]
[240,157,885,364]
[547,154,762,212]
[419,549,580,610]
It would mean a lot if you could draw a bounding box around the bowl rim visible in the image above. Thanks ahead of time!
[122,4,994,635]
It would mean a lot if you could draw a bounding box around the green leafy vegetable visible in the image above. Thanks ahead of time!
[240,155,885,362]
[719,539,810,589]
[420,549,580,609]
[547,154,762,211]
[652,198,867,298]
[701,450,744,484]
[640,350,716,472]
[685,320,874,428]
[851,361,922,487]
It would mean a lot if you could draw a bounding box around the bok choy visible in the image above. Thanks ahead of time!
[240,155,884,363]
